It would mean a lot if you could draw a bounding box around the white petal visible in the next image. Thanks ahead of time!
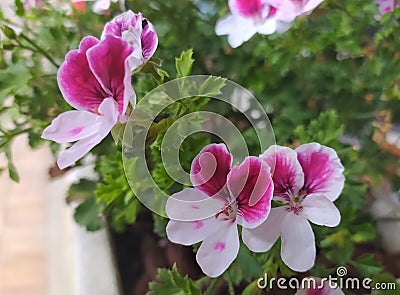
[281,213,316,272]
[301,194,341,227]
[57,98,119,169]
[215,15,258,48]
[256,19,277,35]
[93,0,110,13]
[42,110,100,144]
[166,188,225,221]
[196,221,239,277]
[166,217,222,246]
[242,206,287,252]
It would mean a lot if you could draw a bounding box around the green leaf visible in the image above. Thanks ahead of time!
[148,264,201,295]
[1,26,17,39]
[350,254,383,277]
[228,246,263,284]
[198,76,227,96]
[242,281,262,295]
[5,149,19,182]
[68,179,97,202]
[175,49,194,78]
[73,196,103,232]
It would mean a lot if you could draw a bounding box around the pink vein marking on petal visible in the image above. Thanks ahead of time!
[57,36,108,112]
[191,205,200,209]
[214,242,226,251]
[87,35,134,115]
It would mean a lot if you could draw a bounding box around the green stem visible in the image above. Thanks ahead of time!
[204,277,220,295]
[226,271,235,295]
[20,33,59,68]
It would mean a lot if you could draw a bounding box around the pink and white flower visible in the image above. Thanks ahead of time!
[42,35,135,169]
[374,0,398,18]
[243,143,344,272]
[166,143,274,277]
[215,0,279,48]
[102,10,158,70]
[215,0,325,48]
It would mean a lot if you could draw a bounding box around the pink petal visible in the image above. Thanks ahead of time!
[242,206,288,252]
[261,145,304,201]
[227,156,274,228]
[301,194,341,227]
[102,11,158,62]
[141,19,158,61]
[102,11,141,39]
[281,213,316,272]
[41,110,99,144]
[87,35,135,117]
[296,143,345,202]
[196,221,239,277]
[57,36,109,112]
[190,144,232,198]
[166,188,225,221]
[166,217,223,246]
[57,98,119,169]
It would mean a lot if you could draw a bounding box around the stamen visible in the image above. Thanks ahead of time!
[93,107,101,115]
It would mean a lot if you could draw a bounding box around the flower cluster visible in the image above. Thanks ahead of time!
[215,0,324,47]
[166,142,345,277]
[42,11,157,169]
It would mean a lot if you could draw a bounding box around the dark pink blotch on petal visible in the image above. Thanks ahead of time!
[70,126,84,135]
[262,146,304,200]
[229,0,265,18]
[87,35,134,115]
[190,144,232,198]
[214,242,226,251]
[296,143,344,201]
[57,36,109,112]
[193,221,204,230]
[227,157,273,227]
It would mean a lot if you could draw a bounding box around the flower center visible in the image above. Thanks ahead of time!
[215,204,237,221]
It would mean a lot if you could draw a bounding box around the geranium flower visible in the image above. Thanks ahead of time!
[42,35,135,169]
[215,0,325,48]
[102,10,158,70]
[215,0,279,48]
[374,0,397,18]
[166,144,274,277]
[243,143,344,271]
